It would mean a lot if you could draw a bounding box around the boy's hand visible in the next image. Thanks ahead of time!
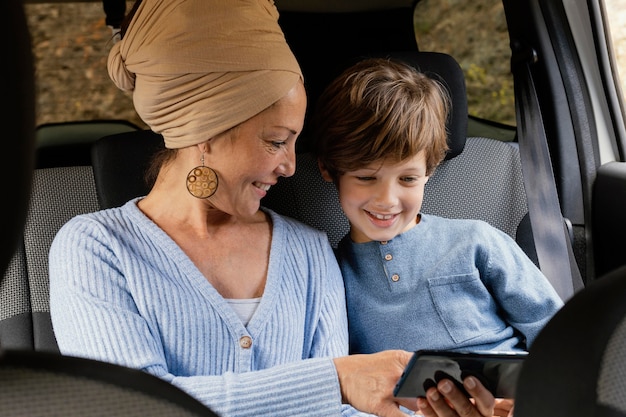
[416,376,514,417]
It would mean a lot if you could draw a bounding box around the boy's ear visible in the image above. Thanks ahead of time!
[317,159,334,183]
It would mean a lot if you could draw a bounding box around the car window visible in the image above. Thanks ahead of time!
[27,0,516,133]
[25,1,145,129]
[415,0,626,142]
[413,0,515,129]
[604,0,626,103]
[25,0,625,139]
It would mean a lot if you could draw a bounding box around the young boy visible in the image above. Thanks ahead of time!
[313,57,563,356]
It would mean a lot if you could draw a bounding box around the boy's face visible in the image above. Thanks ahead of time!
[329,151,429,243]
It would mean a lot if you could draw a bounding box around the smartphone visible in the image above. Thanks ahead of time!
[393,350,527,399]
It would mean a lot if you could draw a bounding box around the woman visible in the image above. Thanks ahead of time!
[49,0,412,416]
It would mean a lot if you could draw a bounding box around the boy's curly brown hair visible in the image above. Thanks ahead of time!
[313,57,450,181]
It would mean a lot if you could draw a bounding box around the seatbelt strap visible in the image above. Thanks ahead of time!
[512,47,584,301]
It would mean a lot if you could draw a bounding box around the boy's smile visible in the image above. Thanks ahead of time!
[335,151,429,243]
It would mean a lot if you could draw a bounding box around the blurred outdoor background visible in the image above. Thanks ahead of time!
[25,0,626,130]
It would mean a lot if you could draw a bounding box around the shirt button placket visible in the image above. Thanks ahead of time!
[381,241,399,282]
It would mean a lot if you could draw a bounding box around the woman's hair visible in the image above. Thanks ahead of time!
[120,0,142,39]
[313,57,450,181]
[145,147,176,187]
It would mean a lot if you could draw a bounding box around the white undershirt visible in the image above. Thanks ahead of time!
[226,297,262,326]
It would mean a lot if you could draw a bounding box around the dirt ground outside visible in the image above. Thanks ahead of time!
[26,1,145,128]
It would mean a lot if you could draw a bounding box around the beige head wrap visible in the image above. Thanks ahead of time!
[108,0,303,149]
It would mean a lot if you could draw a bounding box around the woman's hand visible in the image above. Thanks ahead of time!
[416,376,514,417]
[333,350,419,417]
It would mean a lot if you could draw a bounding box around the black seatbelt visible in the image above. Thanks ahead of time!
[512,46,584,301]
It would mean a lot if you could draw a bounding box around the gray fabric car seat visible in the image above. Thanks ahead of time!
[271,3,529,254]
[422,137,527,239]
[261,140,527,249]
[261,135,528,249]
[0,166,99,352]
[0,0,40,351]
[515,265,626,417]
[90,132,527,251]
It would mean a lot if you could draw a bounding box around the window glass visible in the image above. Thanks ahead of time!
[25,2,145,128]
[413,0,515,128]
[25,1,623,133]
[604,0,626,102]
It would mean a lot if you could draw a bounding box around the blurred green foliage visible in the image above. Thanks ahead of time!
[414,0,516,126]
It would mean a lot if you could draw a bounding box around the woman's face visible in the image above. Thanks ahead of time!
[206,81,307,218]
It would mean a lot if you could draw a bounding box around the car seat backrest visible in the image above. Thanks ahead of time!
[0,166,99,351]
[90,130,530,249]
[423,137,528,239]
[261,136,528,248]
[264,152,349,247]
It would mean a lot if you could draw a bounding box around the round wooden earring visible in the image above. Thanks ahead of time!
[186,166,218,198]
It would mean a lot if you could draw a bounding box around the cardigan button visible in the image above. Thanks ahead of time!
[384,253,393,261]
[239,336,252,349]
[391,274,400,282]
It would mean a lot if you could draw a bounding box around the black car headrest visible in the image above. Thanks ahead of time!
[296,51,468,159]
[361,51,468,160]
[92,130,165,209]
[393,51,467,159]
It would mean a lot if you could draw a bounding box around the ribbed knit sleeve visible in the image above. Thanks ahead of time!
[49,200,370,416]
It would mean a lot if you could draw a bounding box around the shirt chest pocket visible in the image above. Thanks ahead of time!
[428,273,506,345]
